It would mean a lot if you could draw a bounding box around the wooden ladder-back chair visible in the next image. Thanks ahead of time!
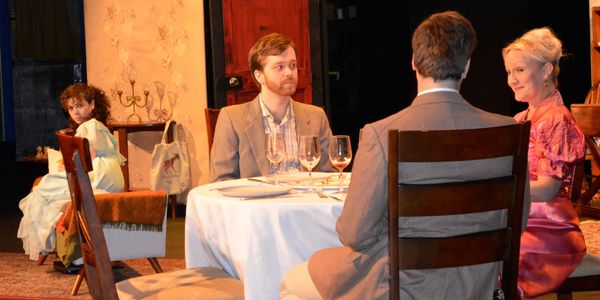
[61,133,244,299]
[388,122,530,299]
[555,161,600,300]
[205,108,221,151]
[570,104,600,218]
[57,131,119,299]
[56,130,168,296]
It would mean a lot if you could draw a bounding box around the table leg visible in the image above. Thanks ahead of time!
[117,128,130,192]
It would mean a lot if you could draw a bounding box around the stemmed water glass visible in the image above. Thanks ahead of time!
[266,131,286,184]
[298,135,321,192]
[328,135,352,193]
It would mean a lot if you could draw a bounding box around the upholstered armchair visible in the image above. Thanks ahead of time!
[54,129,169,296]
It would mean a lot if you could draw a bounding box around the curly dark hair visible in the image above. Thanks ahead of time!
[59,83,111,129]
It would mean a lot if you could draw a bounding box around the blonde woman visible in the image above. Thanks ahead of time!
[503,27,586,297]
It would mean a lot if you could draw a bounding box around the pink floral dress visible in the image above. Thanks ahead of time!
[514,89,587,297]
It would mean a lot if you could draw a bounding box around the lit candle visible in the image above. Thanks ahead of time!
[128,73,136,85]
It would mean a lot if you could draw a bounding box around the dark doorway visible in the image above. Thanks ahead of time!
[1,0,86,211]
[202,1,589,170]
[324,1,590,153]
[8,0,86,160]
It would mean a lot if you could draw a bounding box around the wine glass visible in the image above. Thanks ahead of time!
[329,135,352,193]
[298,135,321,192]
[266,131,286,184]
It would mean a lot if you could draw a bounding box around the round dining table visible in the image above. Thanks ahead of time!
[185,176,345,300]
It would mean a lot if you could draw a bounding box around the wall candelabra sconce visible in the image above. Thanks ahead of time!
[146,81,174,122]
[117,75,148,123]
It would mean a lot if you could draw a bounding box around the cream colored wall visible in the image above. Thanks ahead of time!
[83,0,210,202]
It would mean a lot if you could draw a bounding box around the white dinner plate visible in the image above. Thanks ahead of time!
[216,185,292,198]
[265,172,337,183]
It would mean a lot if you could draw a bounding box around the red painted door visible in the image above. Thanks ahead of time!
[221,0,312,105]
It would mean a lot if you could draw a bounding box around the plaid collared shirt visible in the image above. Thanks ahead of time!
[259,95,300,173]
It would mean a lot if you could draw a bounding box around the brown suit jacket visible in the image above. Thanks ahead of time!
[308,91,531,300]
[209,96,334,182]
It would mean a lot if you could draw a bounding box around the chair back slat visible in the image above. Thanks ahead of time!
[56,131,119,300]
[398,229,509,269]
[388,121,530,300]
[398,177,516,216]
[396,125,523,162]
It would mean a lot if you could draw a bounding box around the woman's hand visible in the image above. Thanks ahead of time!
[530,175,562,201]
[89,147,96,161]
[56,159,65,172]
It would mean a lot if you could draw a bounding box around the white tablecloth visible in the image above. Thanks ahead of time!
[185,178,344,300]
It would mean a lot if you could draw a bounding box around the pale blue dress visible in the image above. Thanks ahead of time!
[17,119,126,261]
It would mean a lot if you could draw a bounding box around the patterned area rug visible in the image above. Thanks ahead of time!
[2,221,599,299]
[0,252,185,299]
[581,220,600,256]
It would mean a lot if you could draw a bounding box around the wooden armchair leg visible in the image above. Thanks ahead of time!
[148,257,164,273]
[70,267,85,296]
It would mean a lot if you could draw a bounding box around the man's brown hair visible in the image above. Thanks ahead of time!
[248,33,297,87]
[412,11,477,80]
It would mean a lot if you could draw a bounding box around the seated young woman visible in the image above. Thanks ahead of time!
[17,83,125,268]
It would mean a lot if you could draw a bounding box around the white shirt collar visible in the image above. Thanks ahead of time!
[417,87,459,96]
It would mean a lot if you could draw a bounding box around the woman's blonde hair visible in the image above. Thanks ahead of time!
[502,27,563,87]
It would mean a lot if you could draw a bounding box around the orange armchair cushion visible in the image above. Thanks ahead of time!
[57,190,167,240]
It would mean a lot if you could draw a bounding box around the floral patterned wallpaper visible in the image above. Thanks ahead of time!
[84,0,209,199]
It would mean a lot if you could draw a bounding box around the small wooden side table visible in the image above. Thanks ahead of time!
[23,156,48,164]
[108,121,178,218]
